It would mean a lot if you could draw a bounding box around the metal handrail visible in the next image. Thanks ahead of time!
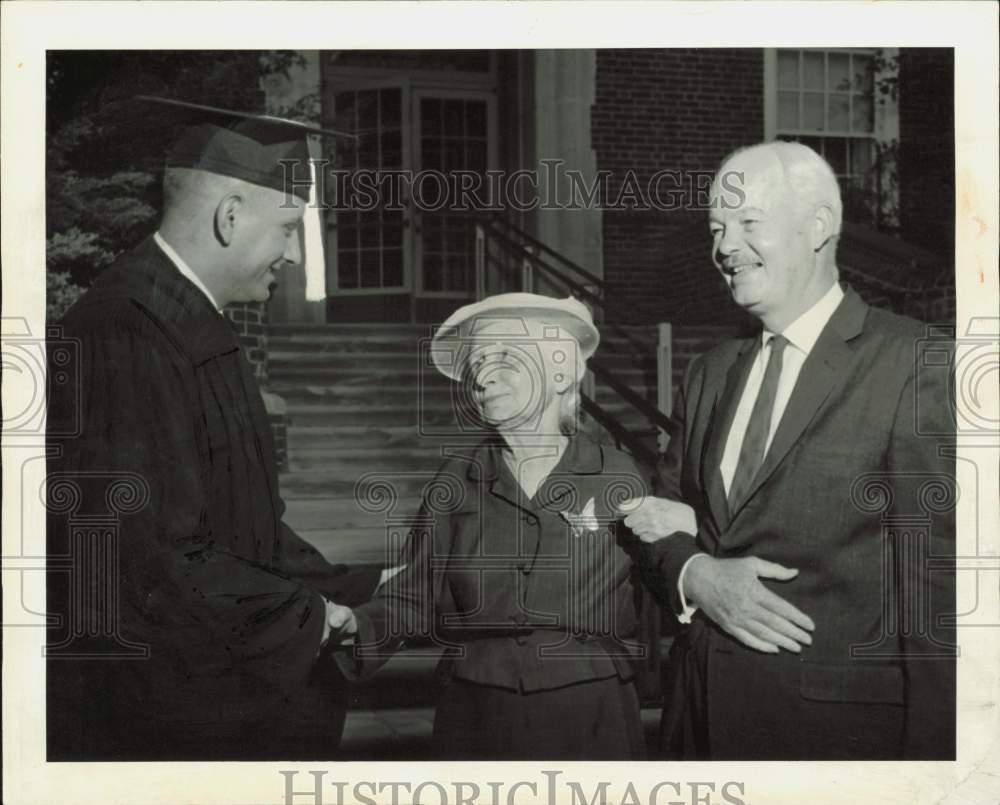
[486,215,606,292]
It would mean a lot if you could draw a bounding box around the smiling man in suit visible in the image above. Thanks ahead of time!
[631,141,956,760]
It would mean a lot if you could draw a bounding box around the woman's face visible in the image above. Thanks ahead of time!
[460,318,576,433]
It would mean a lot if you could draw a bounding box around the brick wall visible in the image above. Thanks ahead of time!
[592,49,765,325]
[225,302,290,470]
[225,302,269,384]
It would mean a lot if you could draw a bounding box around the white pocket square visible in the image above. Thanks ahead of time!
[560,497,599,537]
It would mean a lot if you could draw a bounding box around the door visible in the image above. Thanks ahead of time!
[326,80,413,321]
[412,89,497,322]
[325,81,497,322]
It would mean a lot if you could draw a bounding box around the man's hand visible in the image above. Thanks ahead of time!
[617,496,697,542]
[321,599,358,647]
[684,556,815,653]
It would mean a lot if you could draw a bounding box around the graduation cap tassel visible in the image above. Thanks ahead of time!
[303,137,326,303]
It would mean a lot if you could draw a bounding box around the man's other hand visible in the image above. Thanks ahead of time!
[617,496,697,541]
[684,556,815,653]
[322,599,358,647]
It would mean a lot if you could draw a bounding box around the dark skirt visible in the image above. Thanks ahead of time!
[432,675,645,760]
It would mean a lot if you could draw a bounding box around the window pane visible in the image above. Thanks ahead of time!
[355,90,379,132]
[421,139,442,172]
[825,138,847,176]
[381,129,402,169]
[777,50,799,89]
[380,89,401,128]
[334,91,357,133]
[443,100,464,135]
[446,255,467,291]
[382,211,403,248]
[466,101,487,137]
[357,133,379,170]
[444,138,465,172]
[828,93,850,131]
[803,52,825,90]
[337,249,358,289]
[850,138,873,177]
[382,248,403,287]
[803,92,825,130]
[467,139,488,174]
[777,91,799,129]
[852,55,873,94]
[423,253,442,291]
[828,53,851,92]
[799,135,823,154]
[851,94,874,133]
[421,99,441,135]
[359,251,380,288]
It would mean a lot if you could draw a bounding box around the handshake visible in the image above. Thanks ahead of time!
[320,564,406,648]
[322,600,357,646]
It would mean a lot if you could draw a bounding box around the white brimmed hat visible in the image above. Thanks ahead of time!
[430,293,600,380]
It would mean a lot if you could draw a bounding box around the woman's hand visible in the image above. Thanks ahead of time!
[616,496,697,542]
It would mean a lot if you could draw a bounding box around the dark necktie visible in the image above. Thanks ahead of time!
[728,334,789,512]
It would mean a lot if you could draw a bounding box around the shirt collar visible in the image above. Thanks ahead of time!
[465,432,605,483]
[765,281,844,355]
[153,232,222,313]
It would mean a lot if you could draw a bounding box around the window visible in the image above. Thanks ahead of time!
[766,48,892,225]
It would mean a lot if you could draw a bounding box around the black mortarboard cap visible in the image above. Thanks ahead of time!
[135,96,356,201]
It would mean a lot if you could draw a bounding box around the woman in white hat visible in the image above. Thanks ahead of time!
[333,293,693,759]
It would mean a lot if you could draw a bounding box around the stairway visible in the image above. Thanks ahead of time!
[269,322,662,567]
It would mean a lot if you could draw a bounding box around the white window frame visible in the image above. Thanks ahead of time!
[764,47,900,225]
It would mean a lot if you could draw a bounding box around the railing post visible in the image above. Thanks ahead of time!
[657,323,672,453]
[474,222,486,301]
[521,245,535,293]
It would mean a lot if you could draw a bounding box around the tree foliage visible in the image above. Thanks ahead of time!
[46,51,301,319]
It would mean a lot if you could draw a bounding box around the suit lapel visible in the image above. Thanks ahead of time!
[729,287,869,520]
[703,337,759,531]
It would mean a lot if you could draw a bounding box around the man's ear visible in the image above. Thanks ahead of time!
[214,193,245,247]
[812,204,836,251]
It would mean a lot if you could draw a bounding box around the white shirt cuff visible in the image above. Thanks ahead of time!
[676,553,711,624]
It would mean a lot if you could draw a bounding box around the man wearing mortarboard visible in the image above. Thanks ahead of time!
[46,98,378,760]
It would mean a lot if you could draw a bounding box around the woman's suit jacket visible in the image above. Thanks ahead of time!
[345,432,653,692]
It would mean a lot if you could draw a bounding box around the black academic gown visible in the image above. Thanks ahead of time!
[46,237,379,761]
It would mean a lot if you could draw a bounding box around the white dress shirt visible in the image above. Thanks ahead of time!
[153,232,222,313]
[676,282,845,621]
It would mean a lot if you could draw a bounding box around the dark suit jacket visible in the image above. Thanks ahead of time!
[46,238,380,760]
[639,287,956,760]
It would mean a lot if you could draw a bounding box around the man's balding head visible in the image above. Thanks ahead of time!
[717,142,843,239]
[707,141,841,332]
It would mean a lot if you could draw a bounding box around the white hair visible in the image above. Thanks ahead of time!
[722,141,843,235]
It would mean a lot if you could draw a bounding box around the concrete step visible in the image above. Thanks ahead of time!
[290,447,467,471]
[298,526,405,564]
[283,406,657,433]
[284,405,464,429]
[287,424,658,452]
[281,472,434,500]
[287,426,436,451]
[284,495,424,530]
[270,365,654,387]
